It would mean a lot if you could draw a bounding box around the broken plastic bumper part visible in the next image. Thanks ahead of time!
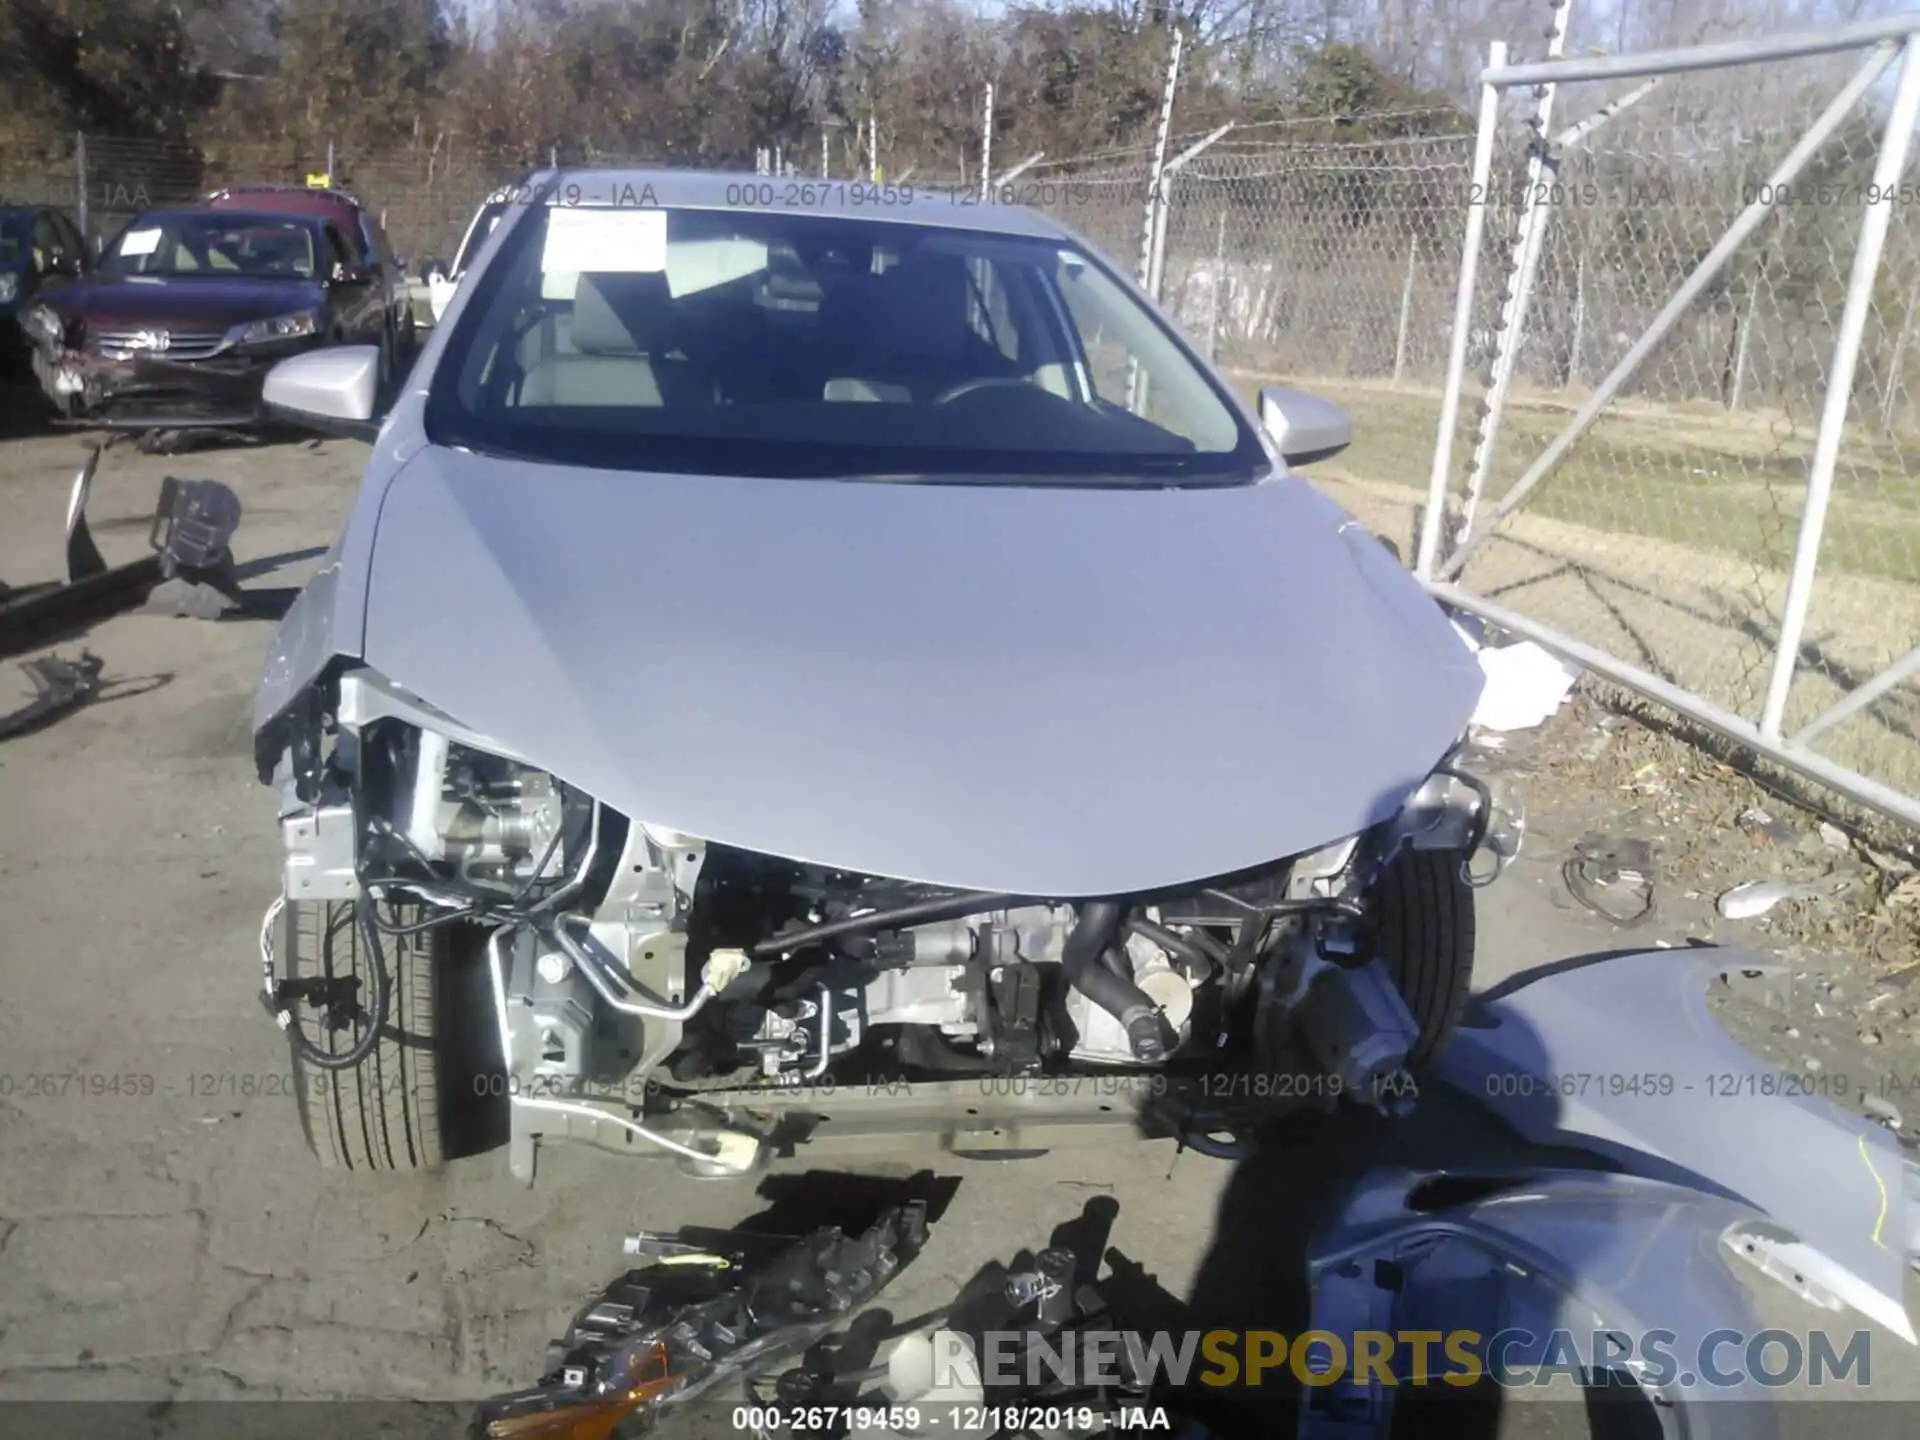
[474,1202,930,1439]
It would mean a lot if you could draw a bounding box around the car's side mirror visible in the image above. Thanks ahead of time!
[1259,385,1352,468]
[332,262,373,285]
[262,346,383,442]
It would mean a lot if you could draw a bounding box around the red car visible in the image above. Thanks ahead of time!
[27,207,397,429]
[205,184,414,360]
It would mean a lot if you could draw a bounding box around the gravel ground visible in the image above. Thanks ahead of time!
[0,406,1914,1435]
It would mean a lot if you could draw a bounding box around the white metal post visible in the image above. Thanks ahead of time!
[980,85,994,201]
[1759,36,1920,739]
[1490,12,1920,84]
[1138,27,1184,288]
[1728,278,1759,411]
[1551,76,1662,151]
[1882,281,1920,431]
[1128,27,1184,413]
[1458,0,1571,538]
[1147,123,1231,304]
[1206,203,1227,360]
[1414,41,1506,581]
[1566,250,1585,388]
[1149,181,1175,301]
[993,152,1046,188]
[1393,237,1418,382]
[74,132,88,242]
[1791,642,1920,746]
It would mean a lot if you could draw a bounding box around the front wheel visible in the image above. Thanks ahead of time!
[282,898,501,1171]
[1371,847,1477,1071]
[374,321,394,395]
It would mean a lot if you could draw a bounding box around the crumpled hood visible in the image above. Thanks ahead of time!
[357,450,1483,895]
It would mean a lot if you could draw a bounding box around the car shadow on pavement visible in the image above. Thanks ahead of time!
[0,378,55,440]
[719,1167,965,1243]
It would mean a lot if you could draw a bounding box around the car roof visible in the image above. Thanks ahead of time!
[209,181,360,201]
[537,167,1072,241]
[205,187,365,223]
[126,208,326,230]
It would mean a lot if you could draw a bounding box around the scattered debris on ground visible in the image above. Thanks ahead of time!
[474,1202,931,1437]
[1515,688,1920,968]
[0,650,104,740]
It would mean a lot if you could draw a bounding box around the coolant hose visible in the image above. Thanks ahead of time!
[1061,901,1176,1063]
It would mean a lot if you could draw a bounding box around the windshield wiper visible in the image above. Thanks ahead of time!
[831,469,1247,489]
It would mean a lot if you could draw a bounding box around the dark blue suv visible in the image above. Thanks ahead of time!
[0,205,89,377]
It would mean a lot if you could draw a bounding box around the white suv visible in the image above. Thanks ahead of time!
[425,186,519,323]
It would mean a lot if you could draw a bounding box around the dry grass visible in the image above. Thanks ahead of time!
[1225,369,1920,801]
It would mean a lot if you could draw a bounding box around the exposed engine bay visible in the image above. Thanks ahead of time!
[264,668,1521,1182]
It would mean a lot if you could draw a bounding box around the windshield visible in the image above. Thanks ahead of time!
[424,204,1265,484]
[100,214,318,279]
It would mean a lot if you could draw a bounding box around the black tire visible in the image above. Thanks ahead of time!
[376,320,394,394]
[1371,847,1477,1072]
[283,898,490,1171]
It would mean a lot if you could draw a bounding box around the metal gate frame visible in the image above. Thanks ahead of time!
[1412,12,1920,832]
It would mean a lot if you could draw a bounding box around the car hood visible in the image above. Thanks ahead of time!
[47,275,324,330]
[352,450,1483,896]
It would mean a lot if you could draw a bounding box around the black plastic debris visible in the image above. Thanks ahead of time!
[1562,834,1658,927]
[473,1202,930,1439]
[0,651,104,740]
[0,434,252,655]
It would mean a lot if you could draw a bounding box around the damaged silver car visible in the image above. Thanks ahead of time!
[249,171,1520,1182]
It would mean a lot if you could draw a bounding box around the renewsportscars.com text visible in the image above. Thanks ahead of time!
[923,1327,1873,1390]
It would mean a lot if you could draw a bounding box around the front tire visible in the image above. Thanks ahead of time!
[283,899,495,1171]
[1371,847,1477,1071]
[374,322,394,396]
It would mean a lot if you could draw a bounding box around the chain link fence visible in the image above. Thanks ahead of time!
[1157,133,1476,383]
[1417,25,1920,823]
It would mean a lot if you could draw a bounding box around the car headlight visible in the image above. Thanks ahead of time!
[0,273,18,305]
[231,309,321,347]
[24,304,62,346]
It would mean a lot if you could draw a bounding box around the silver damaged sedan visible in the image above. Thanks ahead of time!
[248,171,1516,1182]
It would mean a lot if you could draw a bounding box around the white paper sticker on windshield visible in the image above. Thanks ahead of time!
[119,227,162,257]
[542,208,666,274]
